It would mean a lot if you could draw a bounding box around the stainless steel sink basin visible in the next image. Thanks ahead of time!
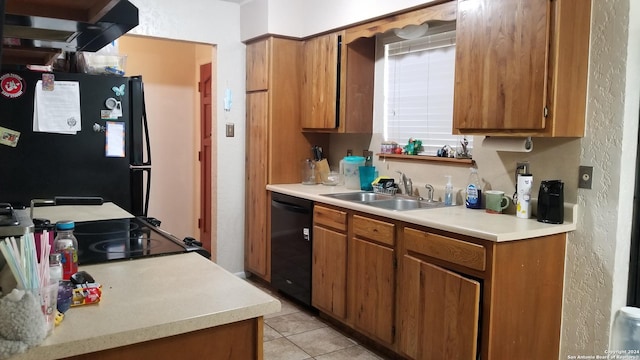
[365,198,446,211]
[320,192,447,211]
[321,192,394,202]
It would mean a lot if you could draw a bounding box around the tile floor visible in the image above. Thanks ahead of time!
[247,278,389,360]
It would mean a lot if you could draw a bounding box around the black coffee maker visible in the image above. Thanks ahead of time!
[537,180,564,224]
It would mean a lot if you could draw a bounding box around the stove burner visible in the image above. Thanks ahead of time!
[88,237,163,254]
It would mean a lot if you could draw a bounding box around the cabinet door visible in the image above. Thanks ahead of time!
[352,238,395,345]
[398,255,480,360]
[312,225,348,319]
[246,39,269,92]
[301,32,341,130]
[245,92,269,277]
[453,0,549,131]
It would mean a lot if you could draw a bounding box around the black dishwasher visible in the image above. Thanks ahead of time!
[271,192,313,307]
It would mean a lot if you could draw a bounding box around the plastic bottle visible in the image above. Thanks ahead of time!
[444,175,453,206]
[54,220,78,280]
[465,168,482,209]
[49,253,63,284]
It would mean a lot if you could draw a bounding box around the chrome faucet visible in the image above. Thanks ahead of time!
[424,184,435,202]
[396,171,413,196]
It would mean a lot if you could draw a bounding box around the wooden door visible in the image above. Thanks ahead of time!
[246,39,269,92]
[422,262,480,360]
[198,63,213,256]
[312,225,347,319]
[398,255,480,360]
[352,238,395,344]
[453,0,550,131]
[301,32,340,130]
[245,92,269,277]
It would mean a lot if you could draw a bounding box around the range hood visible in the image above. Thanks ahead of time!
[2,0,138,66]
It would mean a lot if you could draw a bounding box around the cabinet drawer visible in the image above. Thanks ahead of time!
[404,228,486,271]
[353,215,395,246]
[314,205,347,231]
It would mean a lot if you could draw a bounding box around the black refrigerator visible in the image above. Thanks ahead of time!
[0,69,151,216]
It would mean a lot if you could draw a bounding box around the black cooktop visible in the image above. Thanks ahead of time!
[74,217,198,265]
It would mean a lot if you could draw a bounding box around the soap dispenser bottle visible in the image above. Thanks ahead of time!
[444,176,453,206]
[465,167,482,209]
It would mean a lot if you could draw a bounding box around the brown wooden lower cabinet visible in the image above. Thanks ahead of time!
[308,202,566,360]
[312,224,348,319]
[351,237,395,345]
[398,226,566,360]
[312,205,348,319]
[398,255,480,359]
[64,318,263,360]
[350,214,397,346]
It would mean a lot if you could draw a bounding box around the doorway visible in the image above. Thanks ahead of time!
[118,35,216,255]
[627,108,640,306]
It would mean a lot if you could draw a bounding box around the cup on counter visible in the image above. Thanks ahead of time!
[359,166,378,191]
[485,190,510,214]
[33,282,59,335]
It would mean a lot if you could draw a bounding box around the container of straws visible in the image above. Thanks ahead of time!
[0,229,58,335]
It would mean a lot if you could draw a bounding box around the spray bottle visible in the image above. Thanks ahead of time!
[444,175,453,206]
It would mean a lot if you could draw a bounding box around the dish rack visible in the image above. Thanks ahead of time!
[373,184,398,196]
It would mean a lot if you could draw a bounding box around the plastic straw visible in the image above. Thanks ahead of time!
[1,231,50,290]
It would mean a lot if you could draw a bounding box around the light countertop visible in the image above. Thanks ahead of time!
[267,183,577,242]
[31,202,134,223]
[12,253,280,360]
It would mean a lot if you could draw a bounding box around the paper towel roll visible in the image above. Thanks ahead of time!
[481,136,533,152]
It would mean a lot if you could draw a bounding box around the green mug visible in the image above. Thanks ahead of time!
[485,190,510,214]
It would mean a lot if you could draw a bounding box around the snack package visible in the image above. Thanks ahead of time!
[70,283,102,307]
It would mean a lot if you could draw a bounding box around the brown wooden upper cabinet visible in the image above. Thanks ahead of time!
[246,39,269,92]
[300,31,375,133]
[452,0,591,137]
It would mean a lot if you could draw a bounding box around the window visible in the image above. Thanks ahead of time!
[383,27,472,156]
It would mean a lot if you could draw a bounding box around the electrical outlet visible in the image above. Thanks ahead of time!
[579,166,593,189]
[225,123,234,137]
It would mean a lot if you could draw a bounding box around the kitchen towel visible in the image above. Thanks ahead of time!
[481,136,533,152]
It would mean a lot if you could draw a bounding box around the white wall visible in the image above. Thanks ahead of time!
[561,0,640,356]
[128,0,247,273]
[241,0,438,41]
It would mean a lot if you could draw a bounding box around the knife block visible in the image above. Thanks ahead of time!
[315,159,330,184]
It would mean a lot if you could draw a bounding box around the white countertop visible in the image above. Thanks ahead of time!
[267,183,577,242]
[12,253,280,360]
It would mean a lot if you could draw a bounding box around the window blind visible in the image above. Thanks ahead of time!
[384,30,472,156]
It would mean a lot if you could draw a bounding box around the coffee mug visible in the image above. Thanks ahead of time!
[485,190,510,214]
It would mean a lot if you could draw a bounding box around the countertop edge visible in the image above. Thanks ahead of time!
[12,253,282,360]
[267,184,577,242]
[34,301,281,359]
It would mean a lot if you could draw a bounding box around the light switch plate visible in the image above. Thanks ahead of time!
[578,165,593,189]
[225,123,234,137]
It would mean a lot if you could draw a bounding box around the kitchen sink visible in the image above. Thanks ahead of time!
[320,192,447,211]
[365,198,445,210]
[322,192,395,202]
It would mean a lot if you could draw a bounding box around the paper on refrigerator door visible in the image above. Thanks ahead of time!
[33,80,81,134]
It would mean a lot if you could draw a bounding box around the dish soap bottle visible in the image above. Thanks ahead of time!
[444,175,453,206]
[465,168,482,209]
